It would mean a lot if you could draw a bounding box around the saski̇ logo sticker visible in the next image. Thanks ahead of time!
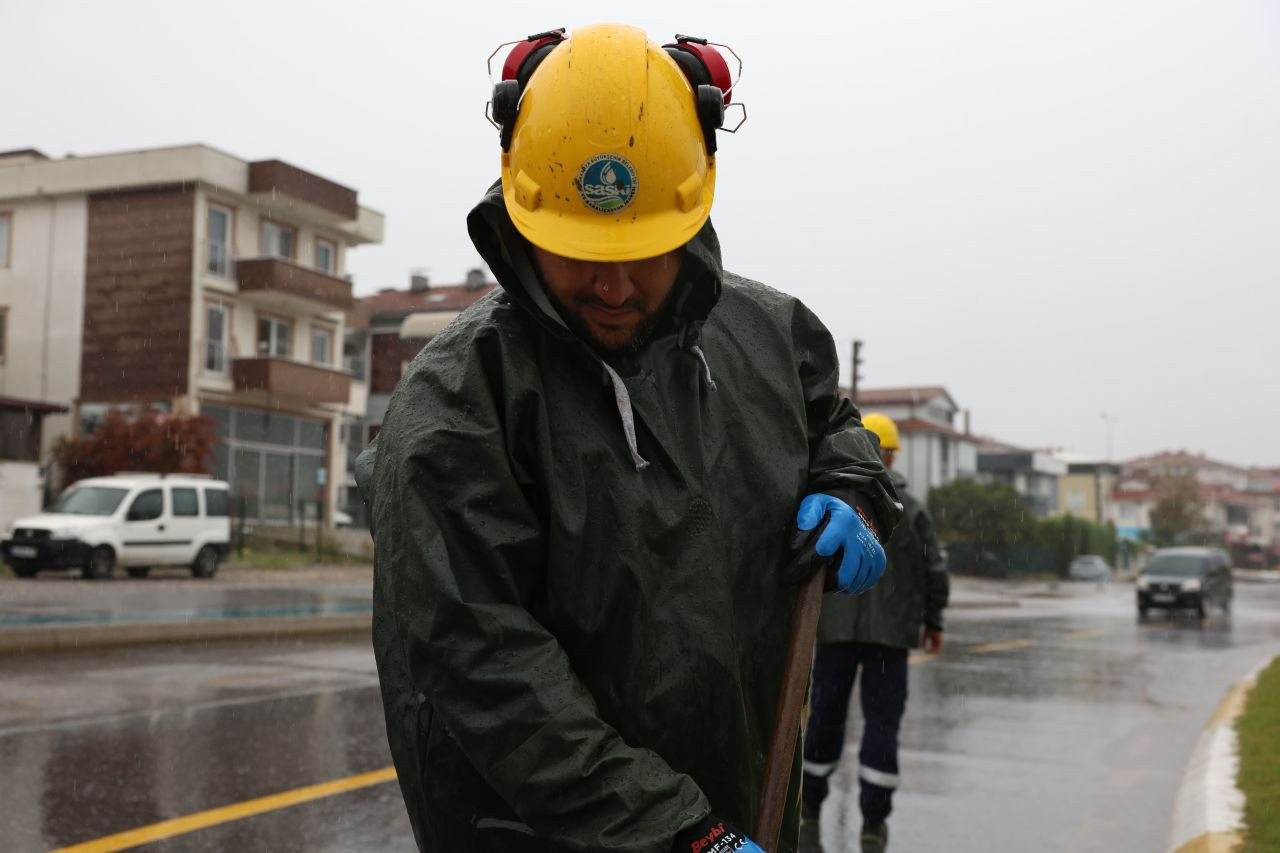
[576,154,638,213]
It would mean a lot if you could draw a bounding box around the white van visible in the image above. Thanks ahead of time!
[1,474,232,580]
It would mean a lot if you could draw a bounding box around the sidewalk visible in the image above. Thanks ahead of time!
[0,564,374,654]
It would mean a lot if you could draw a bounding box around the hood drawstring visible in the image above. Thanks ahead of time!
[600,361,650,472]
[690,344,717,392]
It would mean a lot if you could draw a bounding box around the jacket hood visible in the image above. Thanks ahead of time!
[466,180,724,347]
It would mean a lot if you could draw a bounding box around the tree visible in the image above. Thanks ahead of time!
[929,478,1032,546]
[1148,474,1216,547]
[52,410,219,486]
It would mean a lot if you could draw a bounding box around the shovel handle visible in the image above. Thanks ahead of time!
[754,568,826,852]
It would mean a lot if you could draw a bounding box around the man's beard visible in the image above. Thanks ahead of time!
[553,286,680,354]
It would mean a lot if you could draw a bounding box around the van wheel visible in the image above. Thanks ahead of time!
[191,545,219,579]
[83,546,115,580]
[13,563,38,579]
[126,567,151,579]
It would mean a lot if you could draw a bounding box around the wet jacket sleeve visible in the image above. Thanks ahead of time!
[365,342,709,852]
[917,506,950,630]
[791,302,901,537]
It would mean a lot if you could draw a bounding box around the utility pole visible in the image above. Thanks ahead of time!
[1099,412,1120,526]
[849,339,863,406]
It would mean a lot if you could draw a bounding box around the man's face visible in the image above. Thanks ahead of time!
[881,449,897,469]
[531,245,684,353]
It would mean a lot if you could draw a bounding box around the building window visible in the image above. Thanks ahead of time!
[1067,490,1087,512]
[257,315,291,358]
[207,203,233,277]
[0,212,11,268]
[311,326,334,365]
[205,302,230,372]
[314,238,336,274]
[261,221,296,260]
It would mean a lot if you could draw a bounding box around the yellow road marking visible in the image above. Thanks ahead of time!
[1063,628,1113,640]
[48,766,397,853]
[907,653,936,665]
[968,638,1037,654]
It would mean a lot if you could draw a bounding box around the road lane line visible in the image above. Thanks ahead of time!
[1063,629,1113,640]
[908,653,936,665]
[967,638,1036,654]
[46,766,398,853]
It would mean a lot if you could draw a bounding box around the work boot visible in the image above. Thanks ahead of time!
[860,821,888,853]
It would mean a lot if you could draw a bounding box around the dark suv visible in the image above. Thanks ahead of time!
[1136,547,1233,619]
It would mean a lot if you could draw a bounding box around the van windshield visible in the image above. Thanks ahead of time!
[1145,554,1209,577]
[48,486,129,516]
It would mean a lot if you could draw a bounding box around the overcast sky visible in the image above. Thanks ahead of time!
[5,1,1278,466]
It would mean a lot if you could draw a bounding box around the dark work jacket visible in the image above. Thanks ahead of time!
[355,182,900,853]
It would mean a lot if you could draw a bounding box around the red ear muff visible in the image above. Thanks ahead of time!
[664,35,734,104]
[491,28,565,151]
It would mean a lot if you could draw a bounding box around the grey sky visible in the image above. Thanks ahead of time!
[5,1,1278,465]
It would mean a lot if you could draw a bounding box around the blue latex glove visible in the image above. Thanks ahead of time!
[784,493,887,595]
[672,815,765,853]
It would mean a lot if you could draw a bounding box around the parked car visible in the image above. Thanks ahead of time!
[1068,554,1111,582]
[1136,546,1233,619]
[1,473,231,580]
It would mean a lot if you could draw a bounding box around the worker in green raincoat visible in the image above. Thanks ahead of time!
[356,24,900,853]
[802,412,950,853]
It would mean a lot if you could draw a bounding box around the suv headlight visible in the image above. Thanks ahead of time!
[1182,579,1202,592]
[2,524,13,540]
[1137,576,1150,590]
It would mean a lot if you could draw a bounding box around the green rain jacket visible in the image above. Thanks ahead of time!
[355,183,900,853]
[817,468,949,650]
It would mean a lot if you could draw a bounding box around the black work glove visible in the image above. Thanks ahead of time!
[672,814,766,853]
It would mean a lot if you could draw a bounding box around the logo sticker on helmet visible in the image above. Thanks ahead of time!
[576,154,638,213]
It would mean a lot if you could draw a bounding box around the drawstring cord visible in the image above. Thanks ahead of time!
[600,361,650,472]
[690,345,717,392]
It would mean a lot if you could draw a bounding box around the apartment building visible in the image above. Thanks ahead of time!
[0,145,383,526]
[336,271,495,525]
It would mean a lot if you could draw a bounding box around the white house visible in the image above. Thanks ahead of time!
[849,386,978,502]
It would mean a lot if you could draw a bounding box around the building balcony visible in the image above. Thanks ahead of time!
[235,257,353,313]
[231,357,352,405]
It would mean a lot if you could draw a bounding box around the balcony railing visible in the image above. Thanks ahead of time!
[232,356,352,405]
[236,257,353,311]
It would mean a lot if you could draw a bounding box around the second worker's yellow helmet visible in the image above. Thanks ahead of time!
[862,412,902,452]
[495,24,721,262]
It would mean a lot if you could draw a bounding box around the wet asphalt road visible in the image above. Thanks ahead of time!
[2,578,1278,853]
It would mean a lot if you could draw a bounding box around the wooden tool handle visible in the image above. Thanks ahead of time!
[754,569,826,852]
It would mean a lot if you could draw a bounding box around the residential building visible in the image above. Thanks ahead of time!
[1053,457,1120,525]
[0,395,66,530]
[976,437,1067,518]
[847,386,978,502]
[1109,451,1277,547]
[0,144,383,526]
[336,270,495,525]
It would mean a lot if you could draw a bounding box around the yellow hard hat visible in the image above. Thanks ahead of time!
[862,412,901,452]
[496,24,718,262]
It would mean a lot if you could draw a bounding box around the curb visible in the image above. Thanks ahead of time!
[0,613,372,656]
[1167,656,1273,853]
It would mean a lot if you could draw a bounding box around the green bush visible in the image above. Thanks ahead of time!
[930,478,1117,578]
